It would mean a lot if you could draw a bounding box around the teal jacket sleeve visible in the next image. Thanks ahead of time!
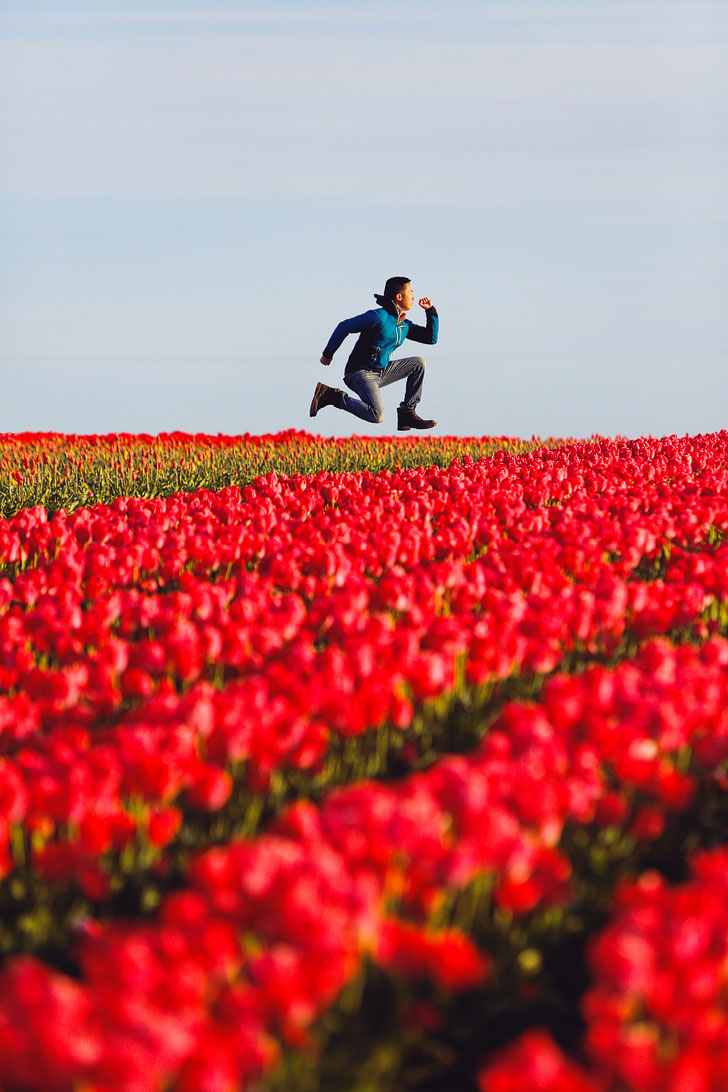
[323,309,381,358]
[404,306,439,346]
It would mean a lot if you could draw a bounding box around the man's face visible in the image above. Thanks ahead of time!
[397,283,415,312]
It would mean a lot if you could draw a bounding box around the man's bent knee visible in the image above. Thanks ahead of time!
[372,408,385,424]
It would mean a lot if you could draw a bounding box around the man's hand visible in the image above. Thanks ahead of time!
[320,355,332,366]
[418,297,433,310]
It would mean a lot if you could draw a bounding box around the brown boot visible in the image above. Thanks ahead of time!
[397,405,436,431]
[310,382,342,417]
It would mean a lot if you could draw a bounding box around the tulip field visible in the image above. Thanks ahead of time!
[0,428,727,1091]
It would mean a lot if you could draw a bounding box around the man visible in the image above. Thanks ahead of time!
[310,276,439,430]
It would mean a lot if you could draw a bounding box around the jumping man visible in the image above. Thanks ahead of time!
[309,276,439,430]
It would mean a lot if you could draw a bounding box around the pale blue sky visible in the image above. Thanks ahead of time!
[1,0,726,438]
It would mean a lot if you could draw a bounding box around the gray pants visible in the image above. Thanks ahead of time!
[340,356,426,423]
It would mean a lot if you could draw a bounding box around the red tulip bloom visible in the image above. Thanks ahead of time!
[478,1029,604,1092]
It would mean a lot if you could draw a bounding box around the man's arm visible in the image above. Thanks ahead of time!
[321,309,380,364]
[405,298,439,345]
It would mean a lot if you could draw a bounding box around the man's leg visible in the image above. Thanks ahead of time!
[378,356,425,409]
[341,369,386,423]
[379,356,435,431]
[310,370,383,422]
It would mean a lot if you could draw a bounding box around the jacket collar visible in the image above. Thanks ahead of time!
[382,298,405,320]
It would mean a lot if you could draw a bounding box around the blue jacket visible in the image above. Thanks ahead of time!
[323,298,439,375]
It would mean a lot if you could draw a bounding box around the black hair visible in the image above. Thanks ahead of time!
[374,276,411,306]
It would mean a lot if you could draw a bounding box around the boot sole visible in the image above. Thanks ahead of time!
[309,383,325,417]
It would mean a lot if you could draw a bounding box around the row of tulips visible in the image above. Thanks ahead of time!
[479,843,728,1092]
[0,435,727,903]
[0,429,551,519]
[0,634,727,1090]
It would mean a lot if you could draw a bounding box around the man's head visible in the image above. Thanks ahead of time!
[378,276,414,312]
